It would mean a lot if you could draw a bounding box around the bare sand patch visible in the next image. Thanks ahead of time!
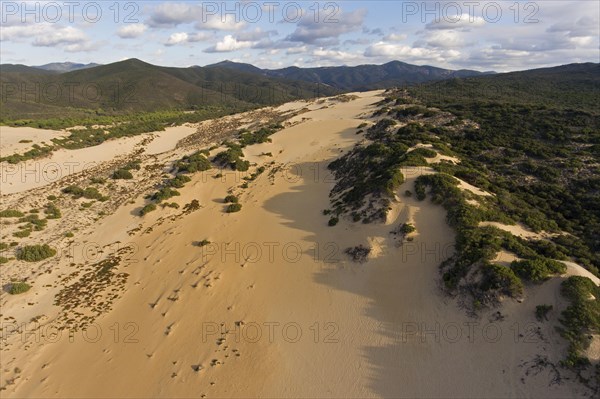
[0,126,66,156]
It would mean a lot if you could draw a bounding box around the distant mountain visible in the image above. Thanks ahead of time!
[0,64,56,74]
[206,60,265,75]
[206,60,491,91]
[411,62,600,113]
[35,62,101,72]
[0,58,337,120]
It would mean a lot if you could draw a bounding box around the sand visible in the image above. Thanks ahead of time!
[0,126,67,157]
[0,91,590,398]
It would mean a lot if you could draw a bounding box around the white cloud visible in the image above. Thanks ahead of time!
[364,42,460,66]
[166,32,190,46]
[1,24,90,48]
[147,2,245,31]
[311,48,362,65]
[204,35,253,53]
[165,32,213,46]
[425,14,485,30]
[383,33,407,42]
[117,24,148,39]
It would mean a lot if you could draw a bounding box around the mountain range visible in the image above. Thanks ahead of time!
[206,60,493,90]
[1,58,597,122]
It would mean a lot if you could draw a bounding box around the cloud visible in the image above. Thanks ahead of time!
[236,28,276,42]
[310,48,362,64]
[364,42,460,65]
[147,2,245,30]
[415,30,470,49]
[117,24,148,39]
[383,33,407,42]
[425,14,485,30]
[287,9,367,44]
[165,32,212,46]
[146,2,200,27]
[547,16,599,38]
[286,46,308,55]
[204,35,253,53]
[1,24,90,48]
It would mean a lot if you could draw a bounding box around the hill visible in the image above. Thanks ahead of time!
[0,58,337,121]
[0,64,56,74]
[35,62,101,73]
[206,60,490,90]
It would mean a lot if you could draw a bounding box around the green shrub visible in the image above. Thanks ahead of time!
[184,200,201,212]
[328,216,339,226]
[167,175,192,188]
[399,223,416,235]
[0,209,24,218]
[150,187,180,202]
[176,151,211,173]
[62,185,84,197]
[214,144,249,171]
[511,258,567,282]
[0,257,9,264]
[13,229,31,238]
[47,195,57,201]
[0,242,8,251]
[196,239,211,247]
[224,195,239,203]
[139,203,157,216]
[411,147,437,158]
[481,263,524,297]
[226,203,242,213]
[90,177,106,184]
[559,276,600,368]
[8,282,31,295]
[112,169,133,180]
[17,244,56,262]
[65,231,74,238]
[44,203,61,219]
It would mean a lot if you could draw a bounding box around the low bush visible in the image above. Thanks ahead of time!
[112,169,133,180]
[8,282,31,295]
[226,203,242,213]
[150,187,180,203]
[139,203,157,216]
[17,244,56,262]
[0,209,24,218]
[511,258,566,282]
[224,195,239,203]
[345,245,371,263]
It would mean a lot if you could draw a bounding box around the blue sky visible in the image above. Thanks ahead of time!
[1,1,598,71]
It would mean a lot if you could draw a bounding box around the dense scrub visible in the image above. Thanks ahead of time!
[16,244,56,262]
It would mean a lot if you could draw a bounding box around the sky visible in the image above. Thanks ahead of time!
[1,0,598,72]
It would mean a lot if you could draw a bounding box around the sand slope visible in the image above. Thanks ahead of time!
[0,91,588,398]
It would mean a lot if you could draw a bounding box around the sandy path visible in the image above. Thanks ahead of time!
[1,91,585,398]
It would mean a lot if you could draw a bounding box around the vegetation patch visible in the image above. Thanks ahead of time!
[8,282,31,295]
[0,209,24,218]
[17,244,56,262]
[226,203,242,213]
[345,245,371,263]
[558,276,600,374]
[214,143,250,171]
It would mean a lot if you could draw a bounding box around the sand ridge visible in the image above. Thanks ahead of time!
[0,91,588,398]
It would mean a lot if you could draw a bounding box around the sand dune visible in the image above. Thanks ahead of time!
[0,91,588,398]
